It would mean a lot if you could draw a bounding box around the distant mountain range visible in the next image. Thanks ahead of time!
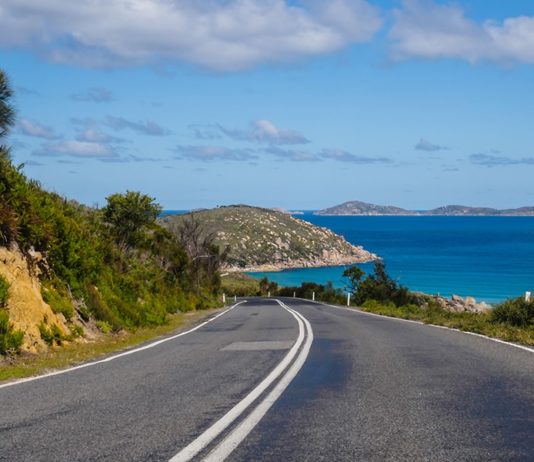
[315,201,534,216]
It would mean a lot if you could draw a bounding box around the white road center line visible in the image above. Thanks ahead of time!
[170,299,313,462]
[0,301,246,390]
[202,300,313,461]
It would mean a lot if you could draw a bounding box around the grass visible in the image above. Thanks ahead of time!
[221,272,260,296]
[0,306,223,382]
[359,300,534,346]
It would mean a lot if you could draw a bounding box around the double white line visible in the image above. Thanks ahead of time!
[171,299,313,461]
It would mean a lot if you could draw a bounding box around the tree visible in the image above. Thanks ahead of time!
[103,191,162,248]
[343,265,365,295]
[176,214,227,293]
[0,70,14,141]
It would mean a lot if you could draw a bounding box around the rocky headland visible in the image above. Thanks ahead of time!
[159,205,376,272]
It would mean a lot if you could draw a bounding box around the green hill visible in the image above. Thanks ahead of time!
[159,205,376,271]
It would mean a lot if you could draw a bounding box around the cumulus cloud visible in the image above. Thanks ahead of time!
[71,87,114,102]
[0,0,381,71]
[320,148,391,163]
[390,0,534,64]
[18,118,60,140]
[104,116,171,136]
[221,120,309,145]
[33,140,117,159]
[415,138,446,152]
[175,145,257,162]
[76,127,124,143]
[470,153,534,167]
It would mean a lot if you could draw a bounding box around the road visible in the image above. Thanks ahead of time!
[1,298,533,461]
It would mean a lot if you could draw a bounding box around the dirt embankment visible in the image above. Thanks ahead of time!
[0,246,69,353]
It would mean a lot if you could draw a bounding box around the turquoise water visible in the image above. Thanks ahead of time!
[249,215,534,304]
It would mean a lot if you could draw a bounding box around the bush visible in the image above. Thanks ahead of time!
[0,310,23,354]
[492,297,534,327]
[0,275,9,308]
[95,320,112,334]
[38,322,64,346]
[41,283,75,320]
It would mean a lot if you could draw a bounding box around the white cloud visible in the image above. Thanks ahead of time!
[221,120,309,145]
[18,118,59,140]
[415,138,446,152]
[0,0,381,71]
[391,0,534,64]
[104,116,170,136]
[76,127,123,143]
[33,140,116,158]
[470,153,534,167]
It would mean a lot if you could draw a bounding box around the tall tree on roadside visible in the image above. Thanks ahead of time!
[103,191,162,248]
[0,71,14,141]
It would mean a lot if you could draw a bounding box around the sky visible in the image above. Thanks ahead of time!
[1,0,534,210]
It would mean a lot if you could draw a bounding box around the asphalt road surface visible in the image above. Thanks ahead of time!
[1,298,533,461]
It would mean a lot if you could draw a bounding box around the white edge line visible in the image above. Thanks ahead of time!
[202,300,313,462]
[0,302,246,390]
[169,298,308,462]
[292,297,534,354]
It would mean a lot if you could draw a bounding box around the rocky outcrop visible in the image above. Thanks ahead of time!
[432,294,492,313]
[0,245,69,352]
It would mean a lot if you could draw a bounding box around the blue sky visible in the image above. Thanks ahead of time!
[2,0,534,210]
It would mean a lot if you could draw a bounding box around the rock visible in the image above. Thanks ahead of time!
[433,294,492,314]
[465,296,477,306]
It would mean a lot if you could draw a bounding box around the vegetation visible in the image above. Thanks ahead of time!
[278,281,345,304]
[221,273,260,297]
[0,311,24,355]
[491,297,534,328]
[344,261,414,307]
[360,300,534,346]
[0,275,8,308]
[0,70,223,355]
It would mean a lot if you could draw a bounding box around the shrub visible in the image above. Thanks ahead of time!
[95,320,112,334]
[0,310,23,354]
[68,324,84,339]
[0,275,9,308]
[41,283,75,320]
[38,322,64,346]
[492,297,534,327]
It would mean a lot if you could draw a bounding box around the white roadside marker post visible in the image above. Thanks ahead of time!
[526,291,531,302]
[293,291,296,298]
[234,295,237,303]
[222,293,226,305]
[312,291,315,301]
[347,292,351,307]
[268,291,271,298]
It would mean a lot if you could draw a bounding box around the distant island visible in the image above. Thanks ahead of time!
[315,200,534,216]
[159,205,376,272]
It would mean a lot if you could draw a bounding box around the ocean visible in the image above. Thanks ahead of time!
[248,214,534,304]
